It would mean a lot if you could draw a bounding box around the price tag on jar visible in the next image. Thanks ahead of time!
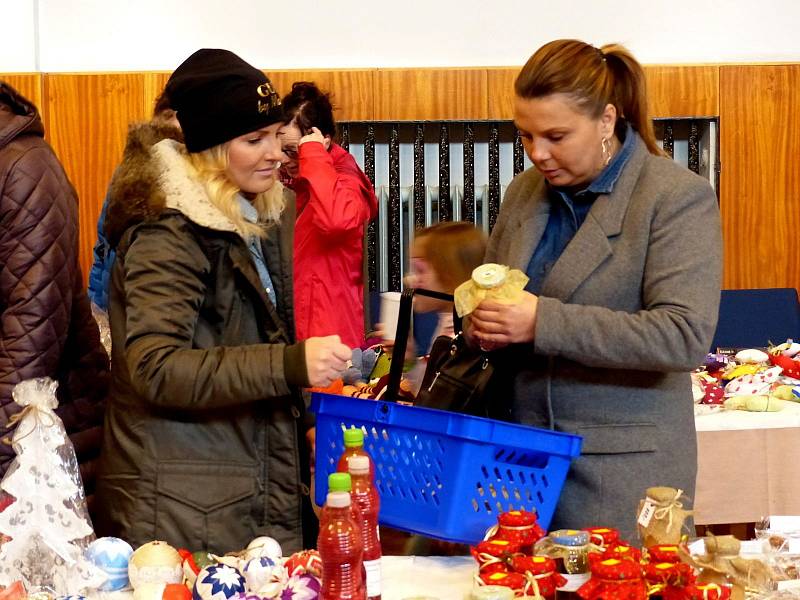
[638,498,656,527]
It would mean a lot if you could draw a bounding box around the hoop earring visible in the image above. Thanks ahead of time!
[601,137,612,167]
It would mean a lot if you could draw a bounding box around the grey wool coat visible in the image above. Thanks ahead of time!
[486,134,722,542]
[94,124,311,554]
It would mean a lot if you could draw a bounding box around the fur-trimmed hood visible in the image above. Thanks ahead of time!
[105,122,184,248]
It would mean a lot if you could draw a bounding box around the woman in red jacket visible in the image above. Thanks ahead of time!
[278,82,378,349]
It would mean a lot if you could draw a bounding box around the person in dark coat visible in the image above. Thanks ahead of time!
[94,49,350,554]
[0,81,109,498]
[468,40,722,541]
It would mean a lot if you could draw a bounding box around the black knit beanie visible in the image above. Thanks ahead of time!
[165,49,283,153]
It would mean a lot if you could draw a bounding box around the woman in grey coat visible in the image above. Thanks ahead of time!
[469,40,722,541]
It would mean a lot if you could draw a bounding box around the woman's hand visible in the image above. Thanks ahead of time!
[299,127,331,150]
[469,292,539,350]
[304,335,351,387]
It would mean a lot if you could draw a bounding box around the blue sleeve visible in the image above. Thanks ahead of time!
[87,190,114,310]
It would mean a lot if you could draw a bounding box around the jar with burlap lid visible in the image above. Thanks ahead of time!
[637,487,693,546]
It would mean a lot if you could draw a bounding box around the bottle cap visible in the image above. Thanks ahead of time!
[348,454,370,475]
[343,426,364,447]
[549,529,590,546]
[326,491,351,508]
[471,263,508,289]
[328,472,352,493]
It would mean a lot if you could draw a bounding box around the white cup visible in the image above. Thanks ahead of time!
[380,291,402,341]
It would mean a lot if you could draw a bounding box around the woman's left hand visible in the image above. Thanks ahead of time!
[299,127,331,150]
[469,292,539,350]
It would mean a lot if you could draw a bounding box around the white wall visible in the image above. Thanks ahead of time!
[2,0,800,72]
[1,0,37,72]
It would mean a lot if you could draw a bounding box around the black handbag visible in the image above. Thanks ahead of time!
[384,288,508,419]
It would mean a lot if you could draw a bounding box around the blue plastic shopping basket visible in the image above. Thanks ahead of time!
[311,392,582,544]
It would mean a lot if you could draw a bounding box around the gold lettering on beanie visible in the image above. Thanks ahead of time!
[256,81,280,113]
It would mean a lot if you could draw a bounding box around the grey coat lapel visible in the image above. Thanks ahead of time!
[541,136,649,301]
[508,178,550,270]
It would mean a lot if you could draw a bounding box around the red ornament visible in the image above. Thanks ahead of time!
[163,584,192,600]
[284,549,323,578]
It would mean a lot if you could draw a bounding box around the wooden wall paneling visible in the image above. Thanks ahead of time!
[1,73,44,120]
[143,71,171,116]
[720,65,800,293]
[644,65,719,118]
[486,68,518,120]
[374,68,488,121]
[269,69,375,121]
[43,73,149,281]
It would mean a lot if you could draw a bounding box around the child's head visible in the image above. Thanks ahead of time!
[408,222,487,313]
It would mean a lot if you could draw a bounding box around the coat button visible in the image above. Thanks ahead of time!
[300,483,310,496]
[290,406,301,419]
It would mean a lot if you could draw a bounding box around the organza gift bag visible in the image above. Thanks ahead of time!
[0,378,106,595]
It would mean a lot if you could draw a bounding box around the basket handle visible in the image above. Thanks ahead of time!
[384,287,456,402]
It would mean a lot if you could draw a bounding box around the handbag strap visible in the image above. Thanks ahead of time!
[384,287,455,402]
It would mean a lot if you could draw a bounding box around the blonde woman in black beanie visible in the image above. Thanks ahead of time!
[94,49,350,553]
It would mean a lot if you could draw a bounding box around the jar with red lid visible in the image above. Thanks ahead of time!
[589,543,642,564]
[577,558,647,600]
[582,527,620,550]
[509,555,567,599]
[645,545,683,564]
[534,530,592,600]
[478,571,528,594]
[490,510,546,553]
[472,539,521,575]
[643,561,695,600]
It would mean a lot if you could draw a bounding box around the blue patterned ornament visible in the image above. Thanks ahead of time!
[192,565,246,600]
[242,556,282,593]
[56,596,87,600]
[85,536,134,591]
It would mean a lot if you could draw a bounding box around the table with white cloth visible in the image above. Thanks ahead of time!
[695,401,800,525]
[381,555,474,600]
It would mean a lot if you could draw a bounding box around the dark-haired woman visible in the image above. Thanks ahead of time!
[467,40,722,540]
[278,82,378,349]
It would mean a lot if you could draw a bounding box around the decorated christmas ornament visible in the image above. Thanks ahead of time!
[244,537,283,562]
[283,551,322,579]
[129,542,184,590]
[192,565,246,600]
[86,536,134,591]
[280,574,321,600]
[242,557,280,592]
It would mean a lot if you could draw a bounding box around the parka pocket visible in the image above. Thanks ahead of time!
[156,460,258,552]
